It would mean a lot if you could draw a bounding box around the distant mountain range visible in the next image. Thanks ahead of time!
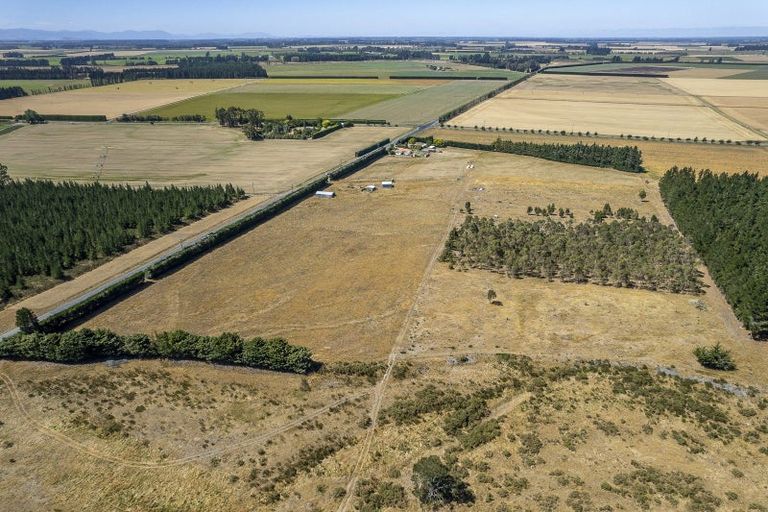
[0,28,272,41]
[0,27,766,41]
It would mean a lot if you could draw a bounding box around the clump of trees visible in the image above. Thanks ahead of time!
[0,174,244,302]
[0,328,315,373]
[527,203,574,218]
[693,343,736,371]
[659,167,768,338]
[441,215,701,293]
[446,138,643,172]
[0,86,27,100]
[215,107,340,140]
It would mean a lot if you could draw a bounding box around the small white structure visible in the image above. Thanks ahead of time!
[381,180,395,188]
[364,185,377,192]
[315,190,335,198]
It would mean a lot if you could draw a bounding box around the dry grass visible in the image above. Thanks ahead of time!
[451,74,762,141]
[425,127,768,177]
[359,356,768,511]
[82,151,469,362]
[0,359,375,512]
[0,79,253,118]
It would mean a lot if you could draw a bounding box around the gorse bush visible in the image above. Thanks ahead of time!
[660,167,768,338]
[441,215,701,293]
[0,329,314,374]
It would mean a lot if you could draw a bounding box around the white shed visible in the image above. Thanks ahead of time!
[381,180,395,188]
[315,190,335,198]
[364,185,377,192]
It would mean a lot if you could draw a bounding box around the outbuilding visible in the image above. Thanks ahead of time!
[381,180,395,188]
[315,190,335,198]
[363,185,377,192]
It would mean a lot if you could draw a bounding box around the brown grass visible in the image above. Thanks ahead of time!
[82,151,469,362]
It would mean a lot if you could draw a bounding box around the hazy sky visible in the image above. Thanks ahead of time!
[3,0,768,37]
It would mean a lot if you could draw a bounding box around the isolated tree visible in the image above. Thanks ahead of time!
[22,109,45,124]
[464,201,472,214]
[15,307,40,334]
[639,189,647,201]
[0,162,9,186]
[487,289,497,303]
[412,456,474,506]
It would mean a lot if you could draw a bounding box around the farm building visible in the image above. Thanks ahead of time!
[382,180,395,188]
[363,185,377,192]
[315,190,335,198]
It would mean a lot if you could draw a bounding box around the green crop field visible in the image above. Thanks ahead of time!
[0,79,91,94]
[144,91,396,119]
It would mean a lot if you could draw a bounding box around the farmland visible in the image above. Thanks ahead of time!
[0,79,252,118]
[343,80,506,125]
[263,60,523,79]
[4,34,768,512]
[450,74,762,141]
[143,78,511,126]
[142,78,436,120]
[0,79,90,94]
[0,122,403,189]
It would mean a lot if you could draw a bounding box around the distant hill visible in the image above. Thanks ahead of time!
[0,28,272,41]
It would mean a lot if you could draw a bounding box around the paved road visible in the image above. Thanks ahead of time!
[0,121,437,341]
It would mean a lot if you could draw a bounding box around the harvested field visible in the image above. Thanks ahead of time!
[142,78,433,119]
[424,127,768,177]
[0,123,404,189]
[665,77,768,97]
[342,79,505,126]
[0,79,90,93]
[451,74,762,141]
[0,79,252,118]
[82,151,469,362]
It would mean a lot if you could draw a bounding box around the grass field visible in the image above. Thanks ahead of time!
[424,127,768,177]
[263,60,524,79]
[451,74,763,141]
[342,80,506,126]
[0,79,252,118]
[142,78,434,119]
[0,79,90,94]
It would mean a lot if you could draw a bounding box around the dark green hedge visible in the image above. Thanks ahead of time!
[0,329,315,373]
[310,123,343,139]
[355,138,390,157]
[38,114,107,122]
[443,138,643,172]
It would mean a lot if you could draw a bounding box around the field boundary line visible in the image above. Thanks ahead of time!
[0,369,366,469]
[335,151,470,512]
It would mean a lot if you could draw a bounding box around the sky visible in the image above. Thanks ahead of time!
[2,0,768,37]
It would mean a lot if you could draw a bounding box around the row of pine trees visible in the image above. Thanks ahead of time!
[0,179,244,302]
[660,167,768,338]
